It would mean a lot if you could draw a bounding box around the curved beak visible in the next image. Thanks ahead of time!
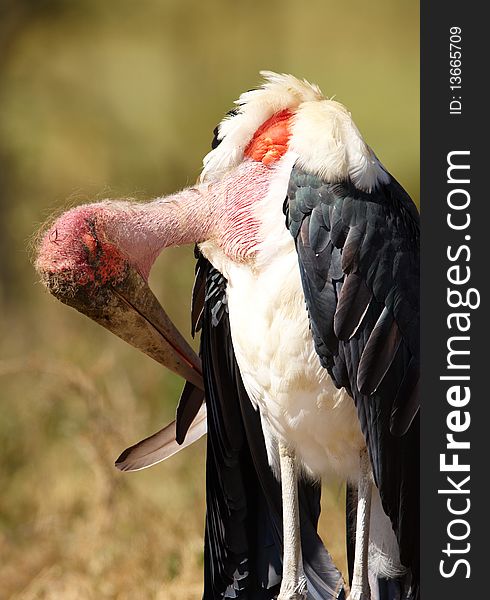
[48,264,203,391]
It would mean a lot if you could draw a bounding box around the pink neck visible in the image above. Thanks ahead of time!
[101,160,273,277]
[101,187,211,278]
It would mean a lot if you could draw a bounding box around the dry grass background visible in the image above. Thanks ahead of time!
[0,1,418,598]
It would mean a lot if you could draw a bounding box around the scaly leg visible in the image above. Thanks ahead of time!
[278,441,308,600]
[349,448,372,600]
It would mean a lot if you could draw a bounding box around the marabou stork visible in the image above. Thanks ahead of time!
[35,73,419,600]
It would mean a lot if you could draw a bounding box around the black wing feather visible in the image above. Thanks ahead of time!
[357,307,402,396]
[286,167,420,589]
[174,246,207,444]
[191,245,207,337]
[175,380,205,444]
[333,273,372,341]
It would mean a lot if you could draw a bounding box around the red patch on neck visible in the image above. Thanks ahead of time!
[244,109,292,166]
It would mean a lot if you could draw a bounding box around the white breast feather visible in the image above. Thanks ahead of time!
[225,240,364,482]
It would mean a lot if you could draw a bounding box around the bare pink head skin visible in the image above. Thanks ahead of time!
[35,159,274,297]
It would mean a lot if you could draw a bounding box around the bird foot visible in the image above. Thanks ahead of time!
[277,575,308,600]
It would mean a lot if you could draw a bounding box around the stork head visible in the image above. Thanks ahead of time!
[36,205,128,299]
[35,72,388,392]
[35,200,204,389]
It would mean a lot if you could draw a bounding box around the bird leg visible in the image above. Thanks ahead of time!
[348,448,372,600]
[278,441,308,600]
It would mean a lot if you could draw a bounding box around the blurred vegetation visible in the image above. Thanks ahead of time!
[0,0,419,598]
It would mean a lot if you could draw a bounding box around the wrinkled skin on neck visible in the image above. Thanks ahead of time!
[36,159,272,293]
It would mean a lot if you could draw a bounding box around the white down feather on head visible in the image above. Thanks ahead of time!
[200,71,389,193]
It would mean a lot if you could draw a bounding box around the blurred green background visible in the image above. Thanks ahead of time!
[0,1,419,598]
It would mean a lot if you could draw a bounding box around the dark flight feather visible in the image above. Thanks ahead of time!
[357,307,402,396]
[191,247,207,337]
[334,273,372,341]
[390,356,420,437]
[175,381,205,444]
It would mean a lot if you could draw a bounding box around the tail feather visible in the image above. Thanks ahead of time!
[115,404,207,472]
